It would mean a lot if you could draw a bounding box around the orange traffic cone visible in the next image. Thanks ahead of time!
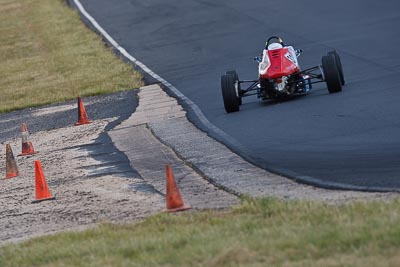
[75,97,91,126]
[165,165,191,212]
[32,160,55,203]
[5,144,19,179]
[21,123,35,156]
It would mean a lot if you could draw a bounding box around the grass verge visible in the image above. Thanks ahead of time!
[0,0,143,113]
[1,197,400,267]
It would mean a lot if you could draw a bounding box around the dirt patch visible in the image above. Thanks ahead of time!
[0,119,164,245]
[0,2,21,13]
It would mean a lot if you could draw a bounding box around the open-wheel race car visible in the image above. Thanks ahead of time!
[221,36,345,113]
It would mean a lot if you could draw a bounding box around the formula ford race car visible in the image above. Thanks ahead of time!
[221,36,345,113]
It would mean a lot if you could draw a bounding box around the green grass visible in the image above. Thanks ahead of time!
[0,0,143,113]
[1,197,400,267]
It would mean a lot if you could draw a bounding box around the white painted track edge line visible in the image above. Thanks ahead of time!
[72,0,244,149]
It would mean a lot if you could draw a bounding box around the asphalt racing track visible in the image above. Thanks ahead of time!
[74,0,400,190]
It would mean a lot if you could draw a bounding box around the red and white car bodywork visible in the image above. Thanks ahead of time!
[259,43,301,93]
[259,45,299,78]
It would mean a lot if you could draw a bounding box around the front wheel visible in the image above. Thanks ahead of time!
[322,55,342,94]
[328,50,345,85]
[221,74,240,113]
[226,70,242,105]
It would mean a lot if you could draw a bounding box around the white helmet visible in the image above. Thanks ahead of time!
[268,43,283,50]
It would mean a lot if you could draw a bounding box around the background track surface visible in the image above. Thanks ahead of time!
[78,0,400,189]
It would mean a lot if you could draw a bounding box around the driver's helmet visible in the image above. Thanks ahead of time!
[267,43,283,50]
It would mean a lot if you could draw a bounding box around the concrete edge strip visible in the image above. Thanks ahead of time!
[147,121,400,194]
[70,0,397,193]
[146,126,242,197]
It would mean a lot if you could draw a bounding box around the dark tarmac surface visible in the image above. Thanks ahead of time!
[73,0,400,190]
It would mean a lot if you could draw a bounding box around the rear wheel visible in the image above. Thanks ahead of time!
[221,74,240,113]
[322,55,342,94]
[328,50,345,85]
[226,70,242,105]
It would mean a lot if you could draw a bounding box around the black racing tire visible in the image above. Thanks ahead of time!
[221,74,240,113]
[328,50,345,85]
[226,70,242,105]
[322,55,342,94]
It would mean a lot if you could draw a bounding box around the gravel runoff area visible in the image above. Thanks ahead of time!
[0,118,164,245]
[0,84,398,245]
[0,90,237,246]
